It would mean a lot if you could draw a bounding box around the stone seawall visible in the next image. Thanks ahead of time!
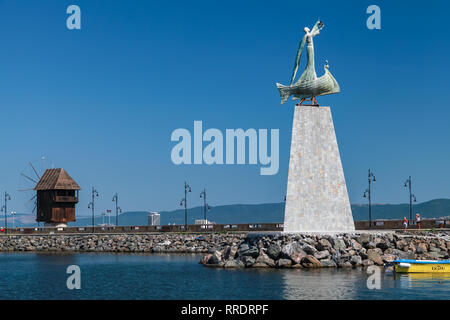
[2,231,449,271]
[0,233,246,253]
[200,231,450,268]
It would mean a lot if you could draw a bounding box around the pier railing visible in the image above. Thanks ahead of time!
[1,218,449,235]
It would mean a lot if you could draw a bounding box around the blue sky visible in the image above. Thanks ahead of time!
[0,0,449,216]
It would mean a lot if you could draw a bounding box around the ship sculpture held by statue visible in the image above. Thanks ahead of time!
[276,19,340,106]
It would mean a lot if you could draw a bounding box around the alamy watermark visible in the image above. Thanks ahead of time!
[66,265,81,290]
[66,5,81,30]
[366,5,381,30]
[366,265,381,290]
[171,121,279,175]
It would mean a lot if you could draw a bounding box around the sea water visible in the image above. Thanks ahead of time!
[0,253,448,300]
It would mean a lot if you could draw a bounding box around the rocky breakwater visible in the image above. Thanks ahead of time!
[0,233,246,253]
[200,232,450,269]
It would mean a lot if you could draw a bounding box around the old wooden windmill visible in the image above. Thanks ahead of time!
[21,163,81,227]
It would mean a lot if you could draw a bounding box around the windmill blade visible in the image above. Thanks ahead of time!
[21,173,38,184]
[32,203,37,214]
[29,162,41,180]
[26,195,37,205]
[18,188,35,192]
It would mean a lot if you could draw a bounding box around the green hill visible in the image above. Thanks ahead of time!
[9,199,450,227]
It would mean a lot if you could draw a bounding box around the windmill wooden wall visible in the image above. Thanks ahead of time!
[34,169,80,224]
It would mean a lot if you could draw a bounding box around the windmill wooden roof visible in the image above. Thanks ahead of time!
[34,168,81,190]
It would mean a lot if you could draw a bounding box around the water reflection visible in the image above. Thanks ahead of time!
[281,268,358,300]
[395,273,450,288]
[280,267,450,300]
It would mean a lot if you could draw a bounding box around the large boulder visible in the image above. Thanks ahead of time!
[416,242,427,254]
[237,243,249,254]
[314,250,330,260]
[240,256,256,267]
[366,241,377,249]
[351,239,362,251]
[395,249,416,260]
[362,259,374,267]
[367,249,384,266]
[254,250,276,268]
[282,242,307,264]
[375,238,389,251]
[317,238,332,251]
[276,258,292,268]
[396,240,408,251]
[350,255,362,266]
[223,245,238,260]
[301,255,322,268]
[266,243,281,260]
[224,259,245,268]
[331,237,346,251]
[206,251,222,265]
[381,254,396,263]
[301,243,318,255]
[320,258,337,268]
[357,234,371,247]
[238,243,259,258]
[200,254,212,265]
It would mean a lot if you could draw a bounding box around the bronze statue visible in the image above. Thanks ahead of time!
[276,19,340,105]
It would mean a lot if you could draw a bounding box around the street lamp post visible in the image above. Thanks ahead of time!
[404,176,416,225]
[1,192,11,234]
[88,187,99,232]
[180,182,191,230]
[363,169,376,229]
[200,188,211,229]
[112,193,122,226]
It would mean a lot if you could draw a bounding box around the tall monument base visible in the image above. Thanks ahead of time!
[284,105,355,233]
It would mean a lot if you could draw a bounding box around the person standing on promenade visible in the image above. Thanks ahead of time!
[416,213,421,229]
[403,217,408,230]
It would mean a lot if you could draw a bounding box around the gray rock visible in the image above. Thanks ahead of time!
[241,246,259,258]
[332,237,346,251]
[301,255,322,268]
[240,256,256,267]
[350,255,362,266]
[267,243,281,260]
[367,249,383,266]
[317,238,332,251]
[351,239,362,251]
[282,242,307,264]
[357,234,371,246]
[320,259,337,268]
[206,251,222,265]
[224,259,245,268]
[362,259,374,266]
[276,258,292,268]
[314,250,330,260]
[254,252,275,268]
[301,243,317,255]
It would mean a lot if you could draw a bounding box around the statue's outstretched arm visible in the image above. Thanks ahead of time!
[310,19,324,37]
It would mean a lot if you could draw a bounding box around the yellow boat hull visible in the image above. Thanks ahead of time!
[395,263,450,273]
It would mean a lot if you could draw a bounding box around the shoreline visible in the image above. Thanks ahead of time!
[0,231,448,271]
[200,231,450,269]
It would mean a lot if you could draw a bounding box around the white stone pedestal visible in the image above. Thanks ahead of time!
[284,105,355,233]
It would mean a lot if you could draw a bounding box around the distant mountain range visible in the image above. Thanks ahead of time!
[5,199,450,228]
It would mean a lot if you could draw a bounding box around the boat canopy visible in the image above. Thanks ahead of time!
[394,259,450,264]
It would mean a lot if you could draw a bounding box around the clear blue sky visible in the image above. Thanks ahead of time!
[0,0,449,216]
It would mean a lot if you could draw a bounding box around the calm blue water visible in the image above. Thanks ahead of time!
[0,253,449,300]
